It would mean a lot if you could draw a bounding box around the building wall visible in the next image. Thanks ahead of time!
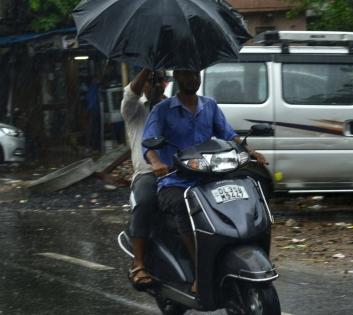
[229,0,307,35]
[229,0,293,12]
[245,12,306,35]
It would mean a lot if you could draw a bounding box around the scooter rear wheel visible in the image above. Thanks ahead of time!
[223,282,281,315]
[155,296,188,315]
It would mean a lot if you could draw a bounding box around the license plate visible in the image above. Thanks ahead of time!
[211,185,249,204]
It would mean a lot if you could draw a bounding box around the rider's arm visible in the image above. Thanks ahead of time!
[130,69,152,95]
[121,69,151,121]
[146,150,169,176]
[212,102,237,141]
[142,102,169,176]
[232,136,268,165]
[211,102,268,165]
[232,136,254,153]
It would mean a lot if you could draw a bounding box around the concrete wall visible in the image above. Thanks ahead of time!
[228,0,307,34]
[229,0,293,12]
[245,12,306,35]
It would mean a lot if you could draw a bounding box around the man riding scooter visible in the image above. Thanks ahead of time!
[142,69,267,292]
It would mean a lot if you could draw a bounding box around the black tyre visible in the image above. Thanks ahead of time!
[155,296,188,315]
[223,281,281,315]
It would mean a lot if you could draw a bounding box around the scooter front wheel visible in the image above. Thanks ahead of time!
[155,296,188,315]
[223,281,281,315]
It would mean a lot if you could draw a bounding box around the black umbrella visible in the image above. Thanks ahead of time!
[73,0,251,71]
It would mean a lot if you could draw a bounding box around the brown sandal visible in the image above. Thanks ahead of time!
[128,266,154,291]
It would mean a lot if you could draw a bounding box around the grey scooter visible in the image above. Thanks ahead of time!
[118,125,281,315]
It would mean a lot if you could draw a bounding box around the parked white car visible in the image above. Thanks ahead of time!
[0,123,25,163]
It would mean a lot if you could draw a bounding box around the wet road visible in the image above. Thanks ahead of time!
[1,198,353,315]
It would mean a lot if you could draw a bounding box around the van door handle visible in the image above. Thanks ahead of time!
[237,128,274,137]
[344,120,353,136]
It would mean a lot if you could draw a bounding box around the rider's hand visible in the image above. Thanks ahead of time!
[151,161,169,177]
[250,150,268,165]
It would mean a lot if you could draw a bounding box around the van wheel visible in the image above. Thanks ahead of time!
[155,296,188,315]
[223,281,281,315]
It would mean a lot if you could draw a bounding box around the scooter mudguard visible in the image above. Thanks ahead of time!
[217,245,278,286]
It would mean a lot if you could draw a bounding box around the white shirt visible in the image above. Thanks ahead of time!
[121,83,152,181]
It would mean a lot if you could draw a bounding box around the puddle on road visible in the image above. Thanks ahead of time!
[0,165,42,202]
[0,187,29,202]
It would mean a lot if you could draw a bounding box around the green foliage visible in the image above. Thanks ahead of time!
[289,0,353,31]
[27,0,81,32]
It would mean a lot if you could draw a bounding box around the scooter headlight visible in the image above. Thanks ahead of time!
[238,151,250,165]
[203,150,239,173]
[182,158,209,172]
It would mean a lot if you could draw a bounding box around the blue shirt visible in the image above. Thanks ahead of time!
[142,95,237,190]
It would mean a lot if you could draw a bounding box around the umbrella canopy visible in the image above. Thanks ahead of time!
[73,0,251,71]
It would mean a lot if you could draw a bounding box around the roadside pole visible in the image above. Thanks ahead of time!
[121,63,129,87]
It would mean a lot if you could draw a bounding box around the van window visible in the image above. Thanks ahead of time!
[204,63,268,104]
[282,63,353,105]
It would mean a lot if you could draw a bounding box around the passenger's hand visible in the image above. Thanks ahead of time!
[250,150,268,165]
[151,161,169,177]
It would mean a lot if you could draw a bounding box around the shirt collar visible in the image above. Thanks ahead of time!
[170,95,205,114]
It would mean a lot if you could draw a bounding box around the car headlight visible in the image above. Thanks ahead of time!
[0,127,20,137]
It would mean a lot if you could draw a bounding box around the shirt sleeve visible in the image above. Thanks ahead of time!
[120,83,143,122]
[213,102,238,140]
[142,105,163,159]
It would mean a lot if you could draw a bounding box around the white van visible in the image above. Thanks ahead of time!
[165,31,353,193]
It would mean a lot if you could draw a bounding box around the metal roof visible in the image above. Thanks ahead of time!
[0,27,76,47]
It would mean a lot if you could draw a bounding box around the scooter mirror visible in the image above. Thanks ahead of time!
[241,124,273,146]
[142,137,167,149]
